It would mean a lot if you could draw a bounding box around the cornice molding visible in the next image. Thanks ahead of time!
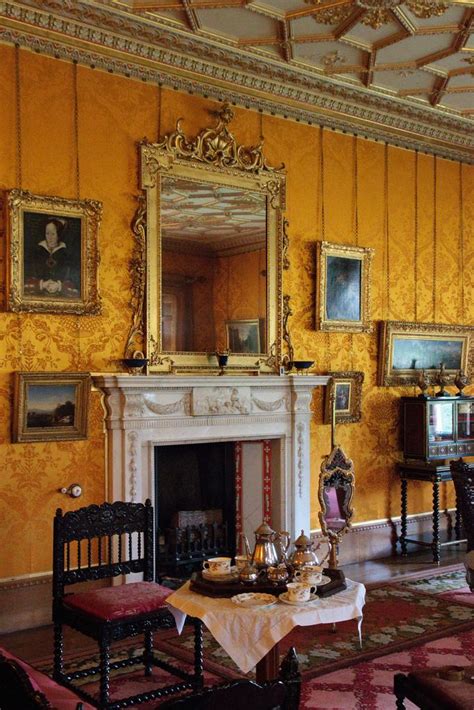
[0,0,472,163]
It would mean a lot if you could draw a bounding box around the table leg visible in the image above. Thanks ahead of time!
[432,480,440,565]
[255,642,280,683]
[357,616,363,649]
[400,478,408,556]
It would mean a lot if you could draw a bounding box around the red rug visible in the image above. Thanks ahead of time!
[34,569,474,707]
[300,628,474,710]
[154,570,474,680]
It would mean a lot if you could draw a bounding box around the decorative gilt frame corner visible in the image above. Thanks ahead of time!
[324,371,364,424]
[6,190,102,315]
[139,102,287,374]
[12,371,90,443]
[317,241,373,333]
[378,320,474,387]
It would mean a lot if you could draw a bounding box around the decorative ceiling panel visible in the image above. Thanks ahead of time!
[0,0,472,161]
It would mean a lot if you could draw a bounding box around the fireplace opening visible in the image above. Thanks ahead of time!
[154,442,236,578]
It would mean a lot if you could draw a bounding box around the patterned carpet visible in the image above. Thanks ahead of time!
[35,569,474,708]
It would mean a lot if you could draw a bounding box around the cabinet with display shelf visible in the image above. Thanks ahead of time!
[402,395,474,462]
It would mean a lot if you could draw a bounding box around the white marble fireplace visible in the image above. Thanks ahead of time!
[93,374,328,543]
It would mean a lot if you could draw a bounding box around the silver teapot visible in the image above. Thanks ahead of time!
[288,530,319,569]
[251,522,290,570]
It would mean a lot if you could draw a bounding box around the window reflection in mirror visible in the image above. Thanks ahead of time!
[323,483,348,532]
[161,176,267,354]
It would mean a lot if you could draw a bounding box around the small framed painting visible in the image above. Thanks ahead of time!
[317,241,373,333]
[12,372,90,443]
[378,321,473,386]
[324,371,364,424]
[226,319,261,354]
[6,189,102,315]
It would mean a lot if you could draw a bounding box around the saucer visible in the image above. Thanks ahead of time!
[317,575,331,586]
[279,592,319,606]
[231,593,277,608]
[202,566,238,582]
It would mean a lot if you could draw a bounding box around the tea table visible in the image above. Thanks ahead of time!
[167,578,365,681]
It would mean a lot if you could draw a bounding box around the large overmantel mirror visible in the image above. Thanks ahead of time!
[139,104,286,374]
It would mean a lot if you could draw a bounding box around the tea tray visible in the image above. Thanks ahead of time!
[189,567,346,599]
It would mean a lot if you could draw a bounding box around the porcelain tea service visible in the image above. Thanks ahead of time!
[286,582,317,603]
[203,557,232,576]
[293,565,323,585]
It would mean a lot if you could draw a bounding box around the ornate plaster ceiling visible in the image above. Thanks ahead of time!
[0,0,473,161]
[124,0,474,116]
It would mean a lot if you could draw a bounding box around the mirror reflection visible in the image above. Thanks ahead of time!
[322,481,351,532]
[161,176,267,355]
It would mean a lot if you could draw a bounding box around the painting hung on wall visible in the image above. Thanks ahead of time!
[12,372,90,443]
[317,241,373,333]
[378,321,473,386]
[6,190,102,314]
[324,371,364,424]
[226,319,261,354]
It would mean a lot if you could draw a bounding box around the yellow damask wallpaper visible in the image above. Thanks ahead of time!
[0,44,472,579]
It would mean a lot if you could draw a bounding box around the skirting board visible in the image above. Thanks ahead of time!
[0,511,464,633]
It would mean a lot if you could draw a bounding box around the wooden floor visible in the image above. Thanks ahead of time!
[0,544,466,665]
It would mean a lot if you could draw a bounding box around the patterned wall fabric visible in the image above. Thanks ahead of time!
[0,45,472,578]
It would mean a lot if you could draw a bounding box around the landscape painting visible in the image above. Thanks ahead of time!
[13,372,90,442]
[378,321,473,386]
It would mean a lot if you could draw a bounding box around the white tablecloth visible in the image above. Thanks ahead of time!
[167,578,365,674]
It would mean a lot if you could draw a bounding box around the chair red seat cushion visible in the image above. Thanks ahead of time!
[63,581,173,621]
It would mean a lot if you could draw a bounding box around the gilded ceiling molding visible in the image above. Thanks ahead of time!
[0,0,472,163]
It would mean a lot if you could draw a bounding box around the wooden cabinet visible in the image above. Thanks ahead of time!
[402,395,474,462]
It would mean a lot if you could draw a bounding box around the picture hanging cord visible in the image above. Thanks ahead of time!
[459,162,464,322]
[432,155,437,323]
[384,142,390,321]
[72,60,82,369]
[350,134,358,372]
[319,126,330,371]
[414,151,419,323]
[15,45,23,367]
[157,83,161,142]
[14,44,22,189]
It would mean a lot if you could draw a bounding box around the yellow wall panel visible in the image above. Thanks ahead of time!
[0,44,472,578]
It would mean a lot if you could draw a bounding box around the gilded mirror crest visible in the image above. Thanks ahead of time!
[135,103,286,374]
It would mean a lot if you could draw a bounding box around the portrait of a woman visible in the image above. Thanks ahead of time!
[23,214,81,299]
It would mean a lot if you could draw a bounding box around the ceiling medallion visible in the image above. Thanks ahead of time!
[306,0,449,29]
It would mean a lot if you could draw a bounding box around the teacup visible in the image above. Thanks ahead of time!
[203,557,232,576]
[294,566,323,586]
[286,582,316,603]
[234,555,249,571]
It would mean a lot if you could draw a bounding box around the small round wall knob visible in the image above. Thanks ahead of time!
[60,483,83,498]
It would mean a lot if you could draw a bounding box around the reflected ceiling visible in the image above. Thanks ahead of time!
[162,178,267,256]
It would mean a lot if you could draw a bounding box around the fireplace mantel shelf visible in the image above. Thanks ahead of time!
[93,373,329,542]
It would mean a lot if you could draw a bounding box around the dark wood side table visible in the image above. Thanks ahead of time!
[398,461,466,564]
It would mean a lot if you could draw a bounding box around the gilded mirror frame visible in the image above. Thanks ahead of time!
[139,104,286,374]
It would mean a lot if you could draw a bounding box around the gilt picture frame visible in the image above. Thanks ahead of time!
[13,372,90,443]
[6,189,102,315]
[226,319,261,354]
[324,371,364,424]
[317,241,373,333]
[378,321,473,387]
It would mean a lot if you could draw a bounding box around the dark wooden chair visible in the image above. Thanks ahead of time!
[394,667,474,709]
[0,652,85,710]
[450,457,474,591]
[52,499,203,710]
[157,647,301,709]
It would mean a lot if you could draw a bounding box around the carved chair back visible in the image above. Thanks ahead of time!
[450,458,474,551]
[53,500,154,603]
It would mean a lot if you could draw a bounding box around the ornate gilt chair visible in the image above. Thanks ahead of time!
[52,499,203,709]
[158,647,301,709]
